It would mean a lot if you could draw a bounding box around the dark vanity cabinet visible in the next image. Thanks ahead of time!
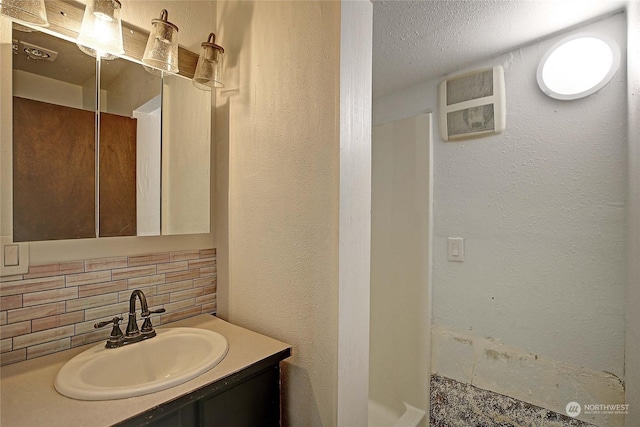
[115,350,290,427]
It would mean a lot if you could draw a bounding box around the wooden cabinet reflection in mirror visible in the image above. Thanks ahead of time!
[13,98,137,241]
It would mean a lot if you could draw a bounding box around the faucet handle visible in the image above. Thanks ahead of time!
[94,316,124,348]
[141,308,166,317]
[141,308,165,334]
[94,316,123,329]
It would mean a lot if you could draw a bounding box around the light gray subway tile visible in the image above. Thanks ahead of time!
[71,329,110,348]
[169,250,200,262]
[196,294,216,306]
[59,261,85,275]
[0,295,22,310]
[169,288,204,303]
[147,294,170,307]
[1,348,26,365]
[193,277,216,288]
[165,270,199,283]
[188,258,216,270]
[128,253,170,267]
[118,286,156,302]
[199,268,217,278]
[23,263,61,279]
[157,280,193,295]
[111,265,157,281]
[85,257,128,272]
[201,302,217,314]
[199,248,216,258]
[78,280,128,298]
[164,299,196,313]
[66,271,112,287]
[0,321,31,338]
[7,302,65,323]
[156,261,188,274]
[127,274,165,289]
[27,338,71,359]
[66,293,119,312]
[0,276,65,297]
[160,305,202,324]
[0,275,24,282]
[13,325,74,349]
[203,284,217,295]
[23,287,78,307]
[1,337,12,353]
[32,311,85,333]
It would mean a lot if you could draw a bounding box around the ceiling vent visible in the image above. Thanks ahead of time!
[16,40,58,62]
[439,65,506,141]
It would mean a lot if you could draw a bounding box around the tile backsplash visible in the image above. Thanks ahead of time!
[0,248,217,366]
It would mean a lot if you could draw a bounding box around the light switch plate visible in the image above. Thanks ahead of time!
[4,244,19,266]
[448,237,464,262]
[1,236,29,275]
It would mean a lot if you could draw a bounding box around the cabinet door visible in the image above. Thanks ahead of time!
[200,366,281,427]
[99,112,137,237]
[13,97,95,241]
[144,405,196,427]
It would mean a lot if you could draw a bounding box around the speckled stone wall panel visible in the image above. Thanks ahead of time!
[430,375,595,427]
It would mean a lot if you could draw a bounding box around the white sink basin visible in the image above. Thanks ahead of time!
[55,327,228,400]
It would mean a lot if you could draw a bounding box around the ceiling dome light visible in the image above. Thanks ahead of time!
[537,33,620,100]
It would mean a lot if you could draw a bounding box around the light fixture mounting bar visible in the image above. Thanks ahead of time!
[31,0,198,79]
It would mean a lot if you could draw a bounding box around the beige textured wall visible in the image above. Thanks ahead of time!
[215,1,342,425]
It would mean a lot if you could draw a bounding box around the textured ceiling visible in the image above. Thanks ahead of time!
[373,0,628,99]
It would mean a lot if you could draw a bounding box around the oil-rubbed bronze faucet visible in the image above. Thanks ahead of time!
[94,289,165,348]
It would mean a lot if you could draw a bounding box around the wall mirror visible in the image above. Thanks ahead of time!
[12,28,97,241]
[10,21,211,242]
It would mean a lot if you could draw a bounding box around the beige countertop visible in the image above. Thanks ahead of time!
[1,314,291,427]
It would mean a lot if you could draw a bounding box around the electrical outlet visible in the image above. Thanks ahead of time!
[1,236,29,275]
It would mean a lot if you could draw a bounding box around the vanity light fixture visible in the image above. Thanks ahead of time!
[77,0,124,59]
[193,33,224,90]
[537,32,620,100]
[142,9,179,75]
[0,0,48,27]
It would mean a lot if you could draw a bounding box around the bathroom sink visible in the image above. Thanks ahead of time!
[54,327,228,400]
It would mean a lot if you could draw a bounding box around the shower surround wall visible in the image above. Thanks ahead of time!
[374,13,627,427]
[0,248,217,366]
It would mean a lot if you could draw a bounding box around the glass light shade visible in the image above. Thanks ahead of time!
[142,9,179,75]
[193,33,224,90]
[0,0,48,27]
[77,0,124,58]
[537,33,620,100]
